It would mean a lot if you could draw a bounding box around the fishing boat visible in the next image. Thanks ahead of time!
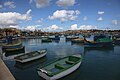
[84,45,114,52]
[71,38,84,44]
[37,54,82,80]
[66,35,78,41]
[42,38,52,42]
[2,41,24,52]
[112,34,120,45]
[14,57,47,69]
[49,35,60,40]
[84,34,114,48]
[4,46,25,57]
[14,49,47,63]
[1,36,24,53]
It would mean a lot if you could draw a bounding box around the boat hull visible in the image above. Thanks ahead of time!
[2,42,22,48]
[15,52,47,63]
[84,42,114,48]
[38,61,81,80]
[5,46,25,57]
[2,42,23,52]
[42,39,52,43]
[71,40,84,44]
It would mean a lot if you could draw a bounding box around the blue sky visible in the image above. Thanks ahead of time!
[0,0,120,31]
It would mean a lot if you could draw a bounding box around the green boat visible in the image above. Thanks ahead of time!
[4,46,25,57]
[2,39,24,52]
[84,34,114,48]
[37,54,82,80]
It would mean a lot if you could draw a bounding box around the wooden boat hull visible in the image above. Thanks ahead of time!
[2,42,22,48]
[38,61,81,80]
[84,46,114,52]
[113,40,120,45]
[84,42,114,48]
[15,51,47,63]
[71,40,84,44]
[5,46,25,52]
[42,39,52,42]
[37,54,82,80]
[5,46,25,57]
[49,36,60,40]
[15,57,47,69]
[2,42,23,52]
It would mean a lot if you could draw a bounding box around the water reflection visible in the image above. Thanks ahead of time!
[3,37,120,80]
[84,47,114,53]
[22,39,42,46]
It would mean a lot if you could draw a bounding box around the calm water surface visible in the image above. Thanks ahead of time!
[3,38,120,80]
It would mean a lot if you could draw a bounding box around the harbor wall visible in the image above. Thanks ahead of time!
[0,47,15,80]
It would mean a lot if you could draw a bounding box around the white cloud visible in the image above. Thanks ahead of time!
[35,0,50,8]
[83,16,87,21]
[98,11,104,15]
[71,24,78,30]
[37,18,43,23]
[25,26,36,31]
[43,24,63,31]
[48,10,80,22]
[70,24,97,30]
[56,0,75,7]
[24,24,64,31]
[75,10,80,15]
[4,1,16,8]
[9,25,19,28]
[0,9,32,28]
[29,0,33,4]
[79,25,97,30]
[112,20,118,25]
[25,25,41,31]
[0,5,3,9]
[97,17,103,21]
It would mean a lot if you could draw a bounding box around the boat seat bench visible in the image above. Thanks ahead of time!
[55,63,65,70]
[65,60,75,65]
[68,56,80,62]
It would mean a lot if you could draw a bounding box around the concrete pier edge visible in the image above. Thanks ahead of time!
[0,47,15,80]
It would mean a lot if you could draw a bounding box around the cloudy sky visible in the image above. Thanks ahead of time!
[0,0,120,31]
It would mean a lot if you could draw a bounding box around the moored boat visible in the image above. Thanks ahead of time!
[4,46,25,57]
[84,34,114,48]
[1,37,24,53]
[42,38,52,42]
[71,38,84,43]
[66,35,78,41]
[14,49,47,63]
[37,54,82,80]
[2,41,22,48]
[14,57,47,69]
[84,46,114,52]
[2,41,24,52]
[49,35,60,40]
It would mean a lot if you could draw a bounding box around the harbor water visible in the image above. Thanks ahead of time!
[3,37,120,80]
